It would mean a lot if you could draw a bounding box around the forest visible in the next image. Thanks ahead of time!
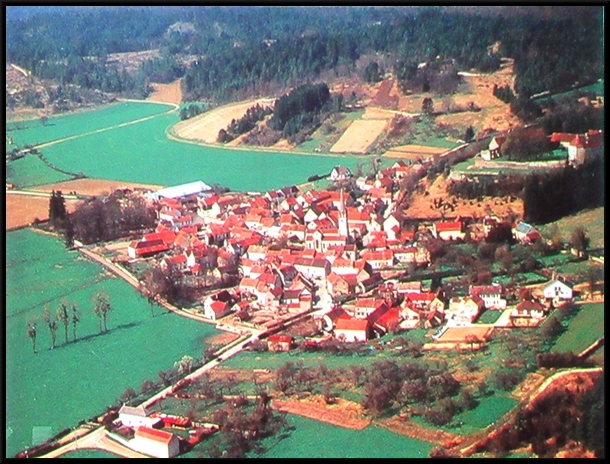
[6,6,603,103]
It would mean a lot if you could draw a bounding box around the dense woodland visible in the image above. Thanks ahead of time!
[6,6,603,103]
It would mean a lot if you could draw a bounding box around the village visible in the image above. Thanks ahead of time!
[19,126,602,459]
[119,128,600,349]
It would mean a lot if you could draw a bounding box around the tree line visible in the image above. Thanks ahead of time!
[8,7,601,104]
[26,291,112,354]
[51,190,157,246]
[217,104,273,143]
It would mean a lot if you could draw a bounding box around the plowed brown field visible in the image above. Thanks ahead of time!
[147,79,183,105]
[6,195,79,231]
[30,178,164,197]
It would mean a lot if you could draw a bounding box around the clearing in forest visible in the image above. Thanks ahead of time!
[147,79,183,105]
[171,98,275,144]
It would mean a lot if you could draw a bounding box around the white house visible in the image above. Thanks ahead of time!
[543,278,573,302]
[447,296,484,326]
[469,284,506,310]
[329,166,353,182]
[334,316,369,342]
[118,405,161,428]
[129,426,180,458]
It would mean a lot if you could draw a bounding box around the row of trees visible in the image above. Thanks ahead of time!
[178,103,208,121]
[26,291,112,354]
[67,191,157,245]
[217,104,273,143]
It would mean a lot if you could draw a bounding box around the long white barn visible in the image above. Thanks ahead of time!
[146,181,212,201]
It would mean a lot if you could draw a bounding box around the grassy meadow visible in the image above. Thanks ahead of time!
[6,229,219,457]
[551,303,604,354]
[6,154,73,187]
[6,102,171,148]
[538,207,605,251]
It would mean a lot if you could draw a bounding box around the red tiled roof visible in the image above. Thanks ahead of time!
[335,316,369,331]
[435,220,463,232]
[268,335,293,343]
[516,300,545,311]
[136,426,175,444]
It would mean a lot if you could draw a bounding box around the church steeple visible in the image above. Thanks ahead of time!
[338,188,349,238]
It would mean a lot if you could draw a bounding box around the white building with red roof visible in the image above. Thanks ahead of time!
[551,129,602,166]
[334,315,369,342]
[130,426,180,458]
[433,218,466,241]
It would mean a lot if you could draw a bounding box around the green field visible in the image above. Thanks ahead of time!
[6,102,171,148]
[6,229,220,457]
[450,393,517,435]
[533,80,604,102]
[10,102,361,192]
[184,414,432,458]
[409,392,517,436]
[257,414,432,458]
[551,303,604,354]
[538,207,605,251]
[6,154,73,187]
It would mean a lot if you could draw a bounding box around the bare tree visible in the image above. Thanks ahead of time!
[27,315,38,354]
[92,290,112,333]
[57,298,70,343]
[42,304,58,349]
[71,302,80,342]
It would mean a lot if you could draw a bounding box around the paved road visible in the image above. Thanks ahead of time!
[39,426,149,458]
[6,189,79,200]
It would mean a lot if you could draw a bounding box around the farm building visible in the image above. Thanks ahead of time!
[147,181,212,201]
[480,135,506,161]
[118,404,161,428]
[129,426,180,458]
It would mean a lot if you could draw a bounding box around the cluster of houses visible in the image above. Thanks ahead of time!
[312,275,574,342]
[480,129,603,166]
[109,404,204,458]
[125,158,572,343]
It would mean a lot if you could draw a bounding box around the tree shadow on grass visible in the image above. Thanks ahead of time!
[47,320,144,349]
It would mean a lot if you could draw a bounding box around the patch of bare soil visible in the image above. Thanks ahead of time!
[271,396,371,430]
[30,178,164,197]
[6,195,79,231]
[398,59,521,135]
[403,174,524,221]
[205,332,240,347]
[147,79,183,105]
